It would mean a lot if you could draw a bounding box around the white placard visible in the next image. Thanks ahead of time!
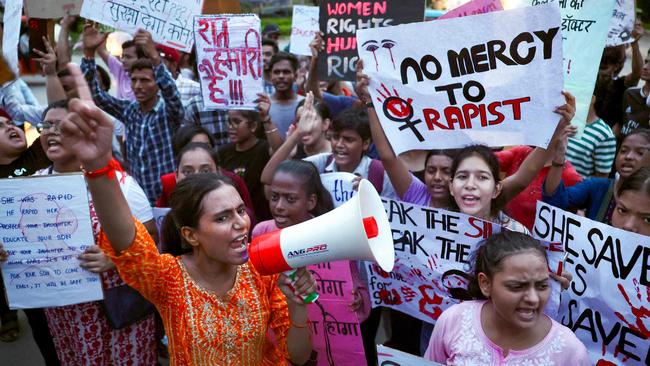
[377,345,443,365]
[289,5,320,56]
[356,4,564,154]
[533,202,649,365]
[24,0,83,19]
[320,172,357,208]
[606,0,635,47]
[80,0,203,52]
[368,198,563,324]
[0,174,103,309]
[194,14,263,110]
[2,0,22,76]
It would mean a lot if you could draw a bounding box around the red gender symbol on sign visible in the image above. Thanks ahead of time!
[385,97,413,121]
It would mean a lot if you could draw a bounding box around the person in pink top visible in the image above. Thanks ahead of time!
[425,231,589,365]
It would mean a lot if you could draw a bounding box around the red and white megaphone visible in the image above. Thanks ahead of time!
[249,179,394,301]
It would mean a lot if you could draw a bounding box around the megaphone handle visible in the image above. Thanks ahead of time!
[284,269,319,304]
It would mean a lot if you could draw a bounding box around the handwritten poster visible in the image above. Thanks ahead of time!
[307,261,366,365]
[438,0,503,19]
[508,0,617,137]
[368,198,564,324]
[194,14,263,110]
[290,5,320,56]
[318,0,426,81]
[533,202,649,365]
[2,0,22,76]
[24,0,83,18]
[80,0,203,52]
[376,345,443,365]
[606,0,636,47]
[357,4,563,154]
[0,175,103,309]
[320,172,357,208]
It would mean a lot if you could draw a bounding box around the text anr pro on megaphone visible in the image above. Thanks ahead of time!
[249,179,395,276]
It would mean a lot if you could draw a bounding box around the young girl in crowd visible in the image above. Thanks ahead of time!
[219,109,279,221]
[262,92,399,199]
[171,124,216,157]
[544,128,650,222]
[609,166,650,236]
[29,100,158,364]
[252,159,371,361]
[425,231,590,365]
[289,98,332,159]
[156,141,254,221]
[55,65,317,365]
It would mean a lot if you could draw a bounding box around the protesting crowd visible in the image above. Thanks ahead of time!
[0,0,648,365]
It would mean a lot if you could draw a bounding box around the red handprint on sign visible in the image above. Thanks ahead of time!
[614,280,649,339]
[375,83,424,142]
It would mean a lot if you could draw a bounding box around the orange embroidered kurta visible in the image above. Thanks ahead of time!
[98,220,290,366]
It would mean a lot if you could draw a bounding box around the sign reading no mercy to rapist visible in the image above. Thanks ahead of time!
[356,4,564,154]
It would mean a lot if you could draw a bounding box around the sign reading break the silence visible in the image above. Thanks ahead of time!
[357,4,564,154]
[533,202,649,365]
[368,198,564,324]
[194,14,263,110]
[318,0,425,81]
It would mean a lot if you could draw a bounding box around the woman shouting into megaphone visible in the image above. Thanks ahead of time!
[57,63,316,366]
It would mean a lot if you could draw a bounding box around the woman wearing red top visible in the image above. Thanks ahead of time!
[496,140,582,231]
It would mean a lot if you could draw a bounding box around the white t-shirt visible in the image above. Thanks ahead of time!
[33,168,153,224]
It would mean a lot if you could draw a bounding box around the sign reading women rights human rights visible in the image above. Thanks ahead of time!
[356,4,564,154]
[533,202,649,365]
[194,14,263,110]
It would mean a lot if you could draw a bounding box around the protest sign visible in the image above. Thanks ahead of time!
[376,345,443,365]
[356,4,563,154]
[194,14,263,110]
[0,174,103,309]
[606,0,636,47]
[290,5,319,56]
[320,172,357,208]
[307,261,366,365]
[438,0,503,19]
[507,0,616,137]
[533,202,649,365]
[80,0,203,52]
[2,0,22,76]
[318,0,425,81]
[24,0,83,19]
[367,198,564,323]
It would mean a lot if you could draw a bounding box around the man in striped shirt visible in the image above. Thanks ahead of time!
[566,80,617,178]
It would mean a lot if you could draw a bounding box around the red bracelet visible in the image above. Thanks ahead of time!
[82,158,125,183]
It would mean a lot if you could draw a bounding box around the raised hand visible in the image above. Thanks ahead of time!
[295,92,318,136]
[60,14,78,30]
[256,93,272,121]
[32,37,58,76]
[355,59,371,104]
[134,29,160,65]
[309,32,324,58]
[82,22,107,55]
[58,64,114,171]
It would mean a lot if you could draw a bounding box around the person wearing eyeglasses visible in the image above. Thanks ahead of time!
[0,109,50,179]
